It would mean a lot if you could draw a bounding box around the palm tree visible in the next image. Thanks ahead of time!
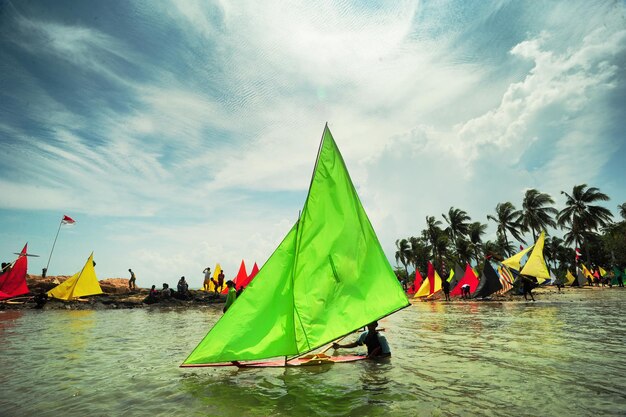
[468,221,487,265]
[486,202,525,256]
[455,238,473,266]
[442,207,471,253]
[557,184,613,264]
[423,216,444,261]
[545,236,565,270]
[408,236,430,275]
[394,239,411,281]
[521,189,558,241]
[619,202,626,220]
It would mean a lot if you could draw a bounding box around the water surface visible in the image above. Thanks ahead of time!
[1,290,625,416]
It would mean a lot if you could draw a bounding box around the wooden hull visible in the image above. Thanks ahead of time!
[180,355,367,368]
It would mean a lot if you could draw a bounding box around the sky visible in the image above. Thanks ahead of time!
[1,0,625,289]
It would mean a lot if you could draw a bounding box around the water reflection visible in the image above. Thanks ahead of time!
[1,292,626,416]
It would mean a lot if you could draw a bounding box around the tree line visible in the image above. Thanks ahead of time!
[394,184,626,280]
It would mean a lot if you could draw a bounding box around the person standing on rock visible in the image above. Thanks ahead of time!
[217,269,225,293]
[203,267,212,291]
[128,269,137,291]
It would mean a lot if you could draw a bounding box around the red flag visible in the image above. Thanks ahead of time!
[62,215,76,224]
[575,248,581,260]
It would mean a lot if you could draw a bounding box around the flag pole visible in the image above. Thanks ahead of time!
[45,218,63,274]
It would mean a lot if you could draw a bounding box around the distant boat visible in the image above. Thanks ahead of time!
[472,261,503,299]
[519,231,551,284]
[181,125,409,368]
[407,268,424,295]
[449,264,479,297]
[47,253,103,300]
[0,244,30,301]
[414,262,442,299]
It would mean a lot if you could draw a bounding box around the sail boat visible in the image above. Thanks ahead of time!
[0,244,30,301]
[519,231,550,284]
[47,253,103,300]
[181,125,410,368]
[472,261,503,299]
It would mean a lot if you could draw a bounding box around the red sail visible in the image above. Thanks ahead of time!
[221,260,248,293]
[450,264,479,297]
[407,268,423,294]
[238,262,259,290]
[0,244,29,300]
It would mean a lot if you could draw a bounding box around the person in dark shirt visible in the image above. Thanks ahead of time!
[332,321,391,359]
[522,275,536,301]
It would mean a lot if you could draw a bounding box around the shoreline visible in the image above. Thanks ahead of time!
[1,274,620,310]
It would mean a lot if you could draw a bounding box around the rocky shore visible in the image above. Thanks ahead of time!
[0,274,226,310]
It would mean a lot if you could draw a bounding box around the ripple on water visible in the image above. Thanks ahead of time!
[1,291,626,416]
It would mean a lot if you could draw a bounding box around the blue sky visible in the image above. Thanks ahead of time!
[1,0,625,288]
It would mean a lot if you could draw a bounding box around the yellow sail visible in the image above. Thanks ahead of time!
[519,231,550,283]
[446,268,454,282]
[502,245,534,271]
[599,266,607,277]
[414,270,442,298]
[427,270,443,298]
[581,264,593,279]
[48,253,103,300]
[414,277,430,297]
[565,270,575,285]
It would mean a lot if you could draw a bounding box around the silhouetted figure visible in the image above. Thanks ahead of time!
[522,275,536,301]
[33,290,48,309]
[128,269,137,290]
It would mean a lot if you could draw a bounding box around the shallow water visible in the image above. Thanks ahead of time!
[1,290,625,416]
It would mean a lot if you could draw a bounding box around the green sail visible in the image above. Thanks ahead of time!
[183,125,409,366]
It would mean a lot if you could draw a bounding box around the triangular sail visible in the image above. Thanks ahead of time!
[519,231,550,283]
[0,244,29,300]
[233,260,249,290]
[183,125,409,366]
[502,245,534,271]
[414,262,437,298]
[450,264,479,297]
[48,253,103,300]
[565,270,576,286]
[575,268,586,286]
[237,262,260,290]
[581,264,594,280]
[426,268,443,299]
[497,265,515,294]
[472,261,503,298]
[407,268,424,295]
[449,264,462,289]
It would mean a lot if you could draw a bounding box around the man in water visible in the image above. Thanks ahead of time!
[332,321,390,359]
[128,269,137,290]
